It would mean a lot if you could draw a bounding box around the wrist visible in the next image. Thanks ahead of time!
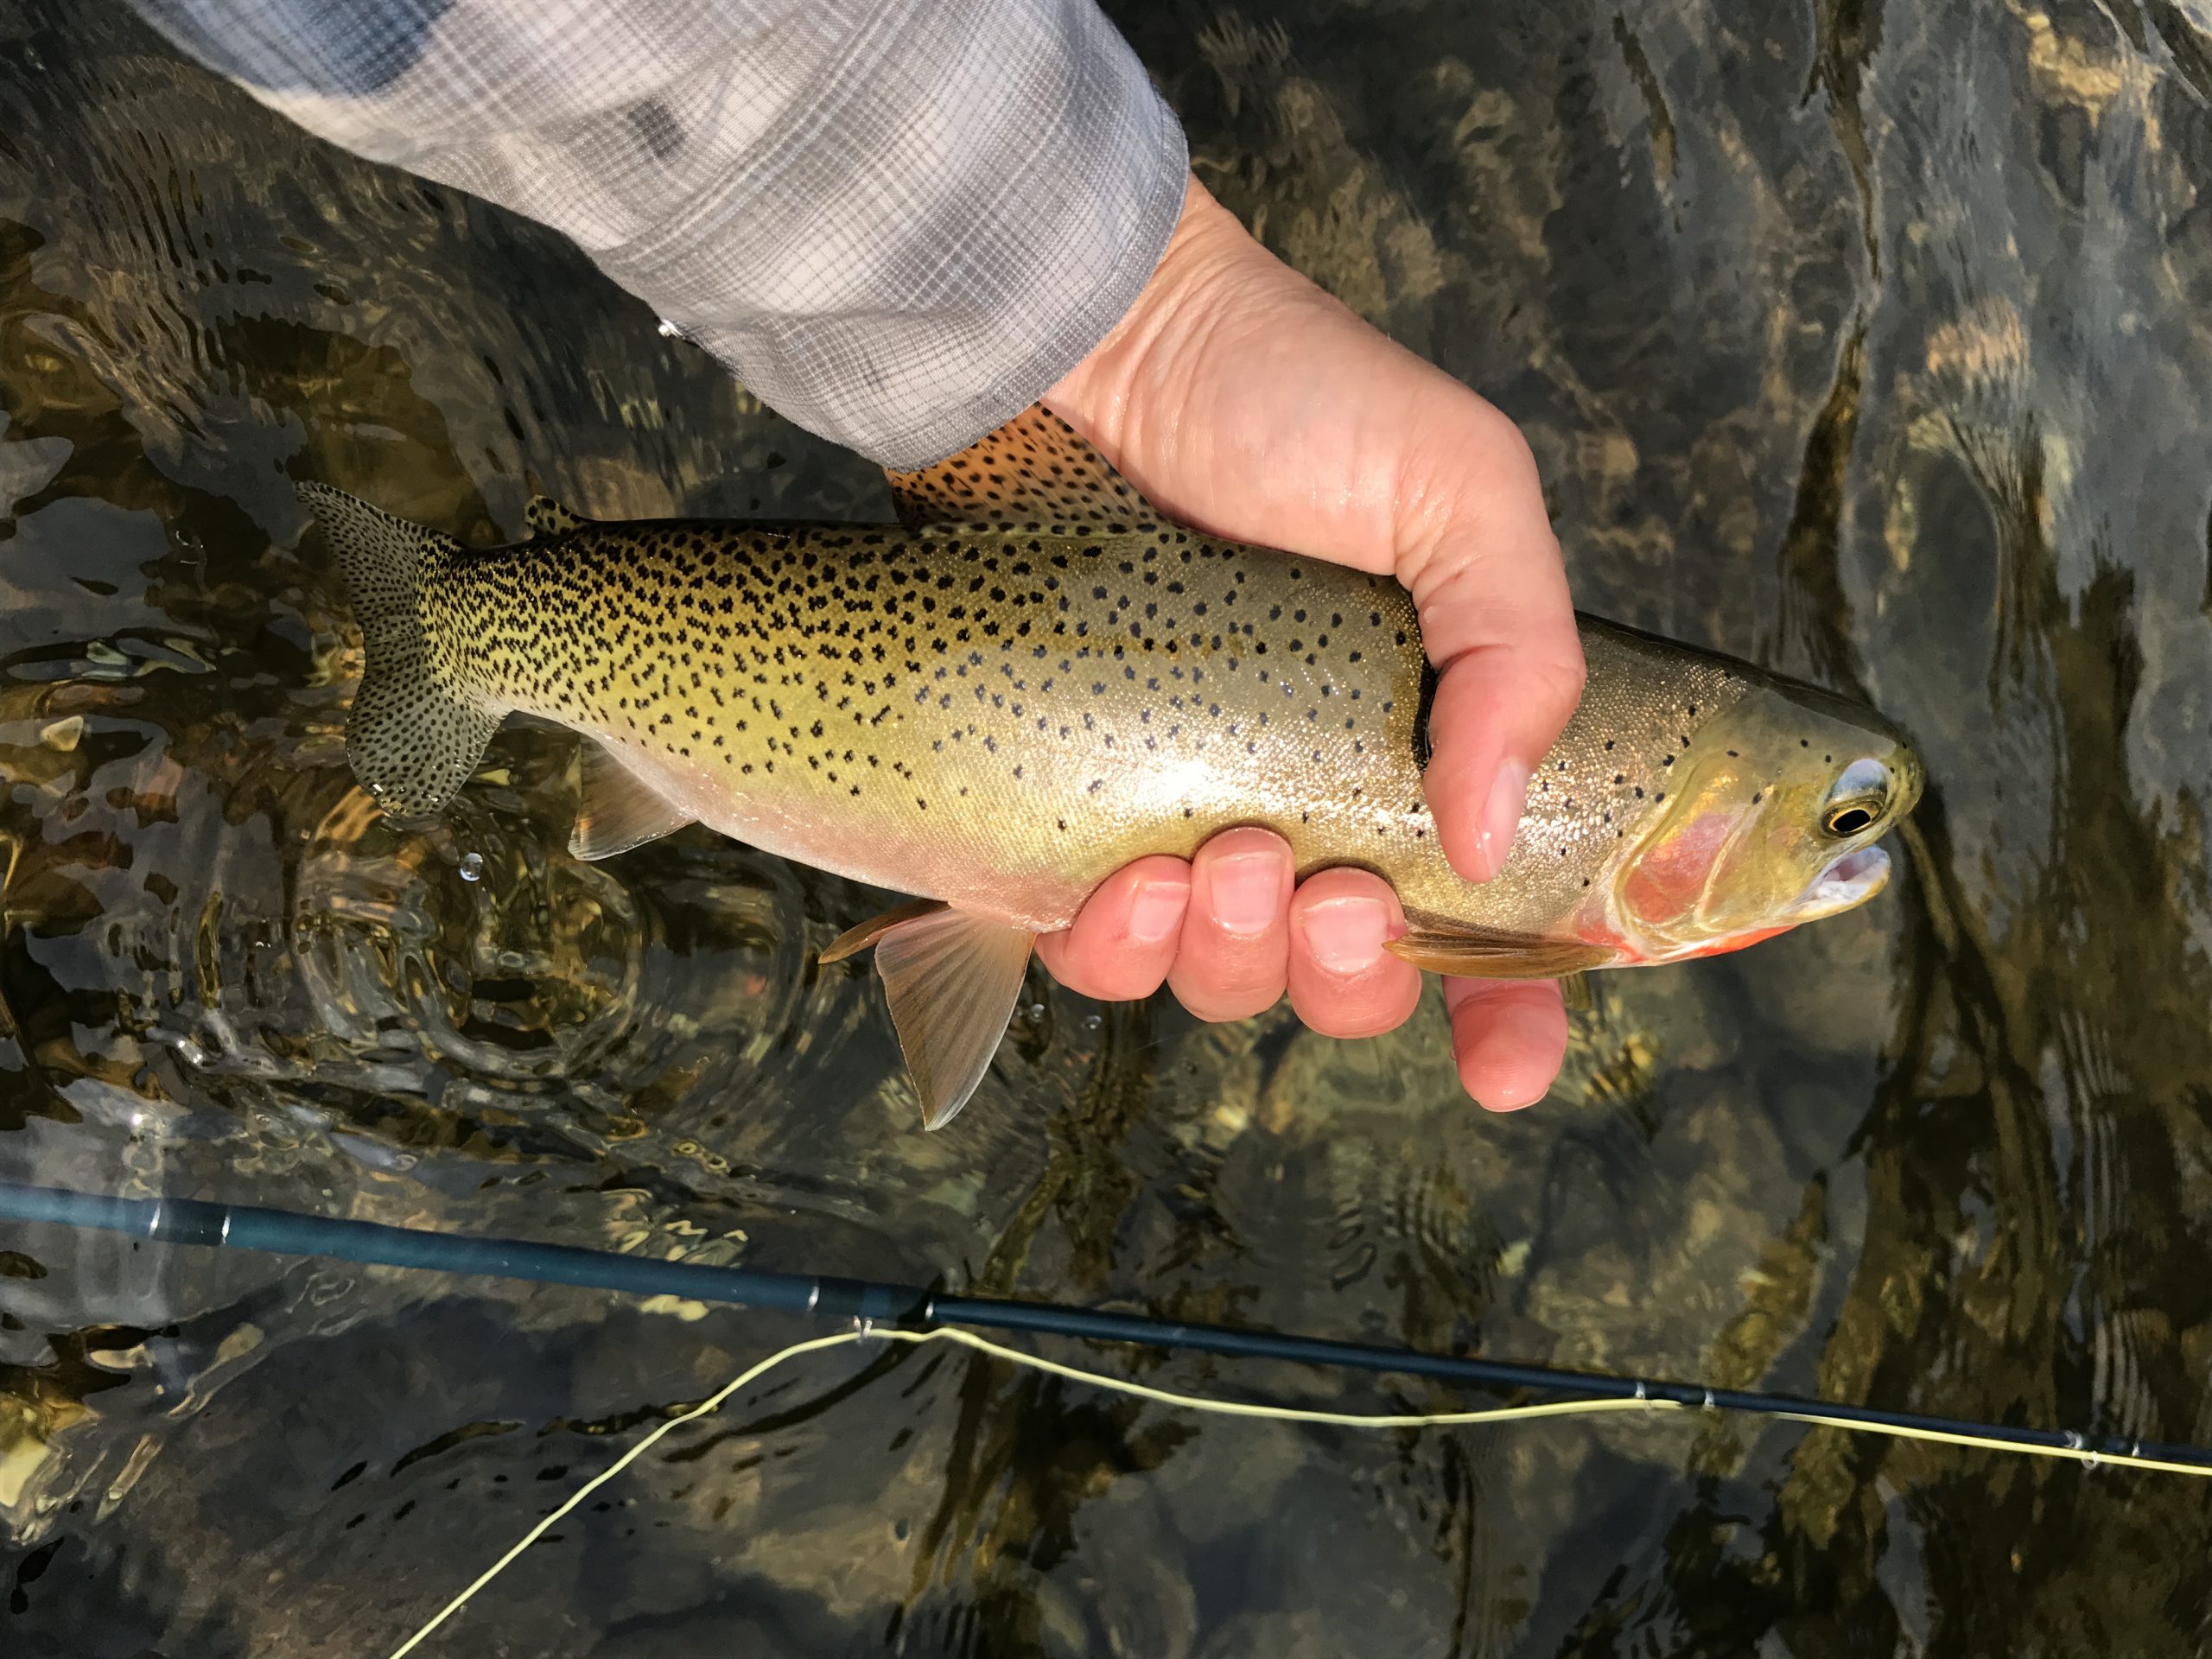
[1046,175,1251,448]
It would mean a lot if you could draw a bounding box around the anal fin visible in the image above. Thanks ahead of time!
[822,902,1035,1130]
[570,743,695,860]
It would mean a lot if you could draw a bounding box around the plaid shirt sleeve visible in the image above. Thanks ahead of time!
[123,0,1189,470]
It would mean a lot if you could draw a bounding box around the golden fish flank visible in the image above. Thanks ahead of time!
[300,406,1923,1130]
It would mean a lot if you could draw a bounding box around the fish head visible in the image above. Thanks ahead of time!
[1603,677,1923,963]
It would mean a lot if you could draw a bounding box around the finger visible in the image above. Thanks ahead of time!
[1443,978,1568,1111]
[1397,408,1586,884]
[1286,868,1422,1039]
[1422,638,1585,882]
[1034,855,1190,1002]
[1166,826,1294,1022]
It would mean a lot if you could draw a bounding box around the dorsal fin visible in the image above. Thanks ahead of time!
[884,404,1164,535]
[524,494,593,539]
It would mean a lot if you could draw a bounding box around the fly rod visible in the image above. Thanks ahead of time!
[2,1178,2204,1475]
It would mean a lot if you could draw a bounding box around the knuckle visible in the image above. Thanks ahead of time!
[1289,991,1357,1038]
[1171,957,1285,1022]
[1178,988,1281,1024]
[1538,646,1589,714]
[1471,405,1539,480]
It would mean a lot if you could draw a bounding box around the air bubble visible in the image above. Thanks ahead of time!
[458,851,485,882]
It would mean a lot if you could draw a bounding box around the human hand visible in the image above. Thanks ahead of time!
[1035,177,1586,1111]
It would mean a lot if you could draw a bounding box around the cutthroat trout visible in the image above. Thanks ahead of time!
[302,406,1923,1128]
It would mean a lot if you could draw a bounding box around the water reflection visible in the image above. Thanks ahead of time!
[4,0,2212,1652]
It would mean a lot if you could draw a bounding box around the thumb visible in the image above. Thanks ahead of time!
[1422,632,1586,881]
[1394,417,1586,883]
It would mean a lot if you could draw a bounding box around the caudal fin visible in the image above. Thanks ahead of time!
[297,482,499,821]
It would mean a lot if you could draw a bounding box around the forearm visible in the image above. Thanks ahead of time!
[124,0,1188,469]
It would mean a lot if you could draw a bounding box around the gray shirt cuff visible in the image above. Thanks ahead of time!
[124,0,1191,469]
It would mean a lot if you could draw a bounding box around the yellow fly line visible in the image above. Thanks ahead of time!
[386,1324,2212,1659]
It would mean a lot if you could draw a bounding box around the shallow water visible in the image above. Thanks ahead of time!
[4,0,2212,1652]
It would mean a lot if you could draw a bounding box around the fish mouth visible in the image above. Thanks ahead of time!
[1782,843,1891,922]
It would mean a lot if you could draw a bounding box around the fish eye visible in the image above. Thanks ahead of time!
[1823,803,1878,837]
[1820,758,1891,839]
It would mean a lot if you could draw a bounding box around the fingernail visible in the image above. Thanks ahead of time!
[1299,894,1385,976]
[1209,849,1283,936]
[1128,878,1186,944]
[1476,759,1532,881]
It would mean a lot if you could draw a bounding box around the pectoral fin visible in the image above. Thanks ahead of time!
[1386,921,1616,978]
[1556,970,1593,1013]
[569,743,695,860]
[822,902,1035,1130]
